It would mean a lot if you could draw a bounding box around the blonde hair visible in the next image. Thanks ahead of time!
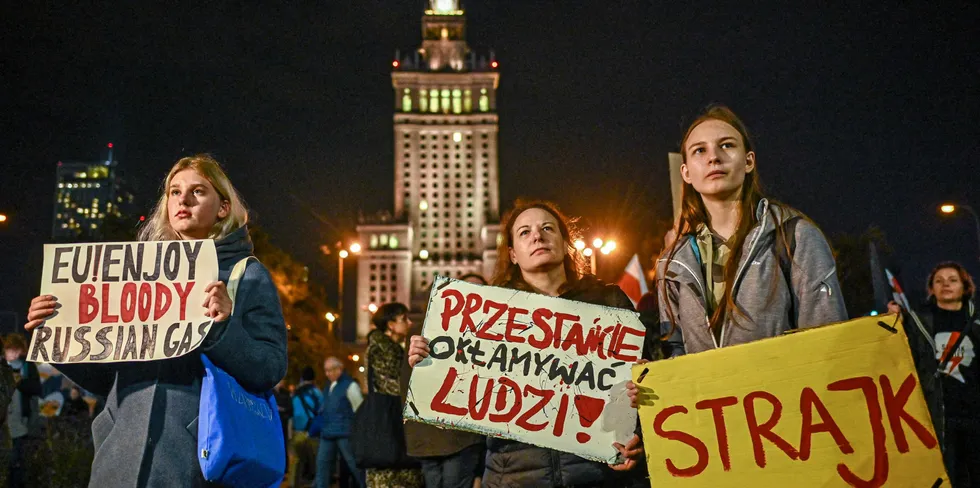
[138,154,248,241]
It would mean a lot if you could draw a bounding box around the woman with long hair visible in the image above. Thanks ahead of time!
[406,200,645,487]
[656,105,847,356]
[24,154,288,486]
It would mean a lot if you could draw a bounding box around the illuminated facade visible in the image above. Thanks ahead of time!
[354,0,501,342]
[52,146,134,240]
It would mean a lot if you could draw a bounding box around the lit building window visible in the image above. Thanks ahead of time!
[464,89,472,112]
[479,88,489,112]
[430,90,439,113]
[389,236,399,249]
[370,234,379,249]
[380,234,389,247]
[419,200,429,211]
[402,88,412,112]
[452,89,462,114]
[420,89,428,112]
[441,89,450,113]
[419,249,429,260]
[453,132,462,143]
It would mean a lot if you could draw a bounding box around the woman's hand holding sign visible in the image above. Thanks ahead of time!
[202,281,232,322]
[25,295,59,331]
[407,334,430,367]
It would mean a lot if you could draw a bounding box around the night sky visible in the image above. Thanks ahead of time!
[3,1,979,323]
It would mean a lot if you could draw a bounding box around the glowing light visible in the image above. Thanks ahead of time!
[605,240,616,252]
[940,204,956,214]
[368,303,378,313]
[583,248,594,257]
[139,215,145,222]
[350,243,362,253]
[491,61,498,68]
[352,354,360,362]
[339,249,349,259]
[107,142,113,148]
[453,132,462,142]
[870,310,879,316]
[419,249,430,260]
[600,247,612,255]
[0,214,7,223]
[419,200,429,211]
[392,60,400,68]
[574,240,585,251]
[358,366,365,373]
[325,312,336,322]
[592,238,604,249]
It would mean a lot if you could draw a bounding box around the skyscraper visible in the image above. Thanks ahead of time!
[354,0,501,342]
[52,144,134,240]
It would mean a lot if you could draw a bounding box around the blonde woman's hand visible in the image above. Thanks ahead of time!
[203,281,233,322]
[25,295,59,331]
[407,335,430,367]
[609,434,644,471]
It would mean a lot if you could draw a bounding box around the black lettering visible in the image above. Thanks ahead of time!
[122,243,144,282]
[454,337,472,364]
[89,327,114,361]
[485,343,508,372]
[142,243,163,281]
[181,241,203,281]
[175,323,194,356]
[68,327,92,362]
[548,358,578,385]
[467,340,487,366]
[428,336,455,360]
[532,353,555,376]
[101,244,124,282]
[509,348,532,376]
[120,325,138,360]
[140,324,157,360]
[29,328,51,362]
[163,322,182,357]
[72,245,93,283]
[52,327,73,362]
[598,367,616,391]
[163,242,181,280]
[574,361,597,390]
[112,325,125,360]
[52,247,72,283]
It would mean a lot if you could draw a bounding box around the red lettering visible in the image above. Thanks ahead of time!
[610,325,644,361]
[120,282,137,322]
[828,376,888,488]
[516,384,554,432]
[100,284,119,323]
[476,298,505,341]
[552,393,569,437]
[489,377,522,423]
[552,312,579,349]
[653,405,709,478]
[173,282,195,321]
[504,306,529,343]
[440,289,464,331]
[458,292,482,334]
[153,283,172,321]
[79,284,98,324]
[563,322,585,353]
[695,396,738,471]
[468,376,494,421]
[606,324,623,358]
[137,283,152,322]
[528,308,554,349]
[743,391,799,468]
[880,374,937,452]
[430,367,467,416]
[798,387,852,461]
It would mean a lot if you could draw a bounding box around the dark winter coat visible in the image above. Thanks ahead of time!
[55,226,288,487]
[481,275,646,488]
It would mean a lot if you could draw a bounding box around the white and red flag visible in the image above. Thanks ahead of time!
[617,254,648,307]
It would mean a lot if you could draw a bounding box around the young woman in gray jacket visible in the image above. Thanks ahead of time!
[656,105,847,357]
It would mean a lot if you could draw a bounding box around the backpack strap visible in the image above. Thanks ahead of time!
[227,257,256,314]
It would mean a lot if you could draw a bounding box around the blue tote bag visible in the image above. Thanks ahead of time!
[197,257,286,487]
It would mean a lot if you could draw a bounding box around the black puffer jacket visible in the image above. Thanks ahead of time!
[482,275,646,488]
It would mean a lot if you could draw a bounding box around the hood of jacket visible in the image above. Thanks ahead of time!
[215,225,254,270]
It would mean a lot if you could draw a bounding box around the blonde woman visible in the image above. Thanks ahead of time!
[25,154,288,487]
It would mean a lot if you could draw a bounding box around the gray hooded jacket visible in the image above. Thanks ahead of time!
[656,199,847,355]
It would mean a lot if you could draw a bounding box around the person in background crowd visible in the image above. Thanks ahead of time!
[889,262,980,486]
[408,200,646,487]
[292,366,324,487]
[24,154,289,486]
[366,303,425,488]
[404,273,487,488]
[4,333,42,488]
[61,385,91,419]
[316,356,365,488]
[274,379,293,481]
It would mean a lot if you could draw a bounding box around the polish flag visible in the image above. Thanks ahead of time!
[617,254,649,307]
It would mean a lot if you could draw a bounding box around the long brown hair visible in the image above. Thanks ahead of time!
[491,199,587,294]
[662,105,791,336]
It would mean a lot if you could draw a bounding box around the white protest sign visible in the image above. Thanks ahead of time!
[28,240,219,364]
[404,276,645,463]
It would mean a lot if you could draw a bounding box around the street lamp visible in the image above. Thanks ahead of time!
[0,214,7,223]
[940,203,980,261]
[576,236,616,274]
[367,303,378,314]
[337,242,361,337]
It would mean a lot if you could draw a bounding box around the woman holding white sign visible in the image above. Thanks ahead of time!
[407,200,647,487]
[24,154,288,486]
[653,105,847,356]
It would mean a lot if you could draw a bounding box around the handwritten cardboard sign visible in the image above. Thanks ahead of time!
[28,240,219,364]
[632,314,948,488]
[403,276,646,463]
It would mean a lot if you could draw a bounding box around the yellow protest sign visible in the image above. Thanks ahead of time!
[633,314,948,488]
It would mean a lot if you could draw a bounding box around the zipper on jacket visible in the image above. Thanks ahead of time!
[722,201,770,348]
[658,255,713,345]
